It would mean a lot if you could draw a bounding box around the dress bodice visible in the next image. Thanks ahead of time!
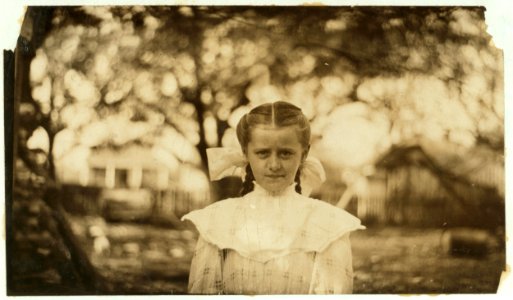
[182,182,364,263]
[182,183,364,294]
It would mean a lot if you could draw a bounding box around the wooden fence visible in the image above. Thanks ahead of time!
[60,184,211,225]
[319,165,504,228]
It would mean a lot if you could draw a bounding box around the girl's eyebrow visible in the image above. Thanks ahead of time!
[278,147,296,151]
[252,147,296,152]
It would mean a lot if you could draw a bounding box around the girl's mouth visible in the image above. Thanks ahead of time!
[265,174,285,178]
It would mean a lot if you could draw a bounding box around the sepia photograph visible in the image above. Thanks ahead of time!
[2,2,508,296]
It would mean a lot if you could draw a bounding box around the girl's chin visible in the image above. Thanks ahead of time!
[258,181,293,194]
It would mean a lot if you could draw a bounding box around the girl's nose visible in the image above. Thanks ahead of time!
[268,154,281,171]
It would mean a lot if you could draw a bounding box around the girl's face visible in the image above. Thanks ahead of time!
[246,125,308,194]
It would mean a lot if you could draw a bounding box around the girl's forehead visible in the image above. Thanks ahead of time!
[249,125,303,145]
[251,124,299,134]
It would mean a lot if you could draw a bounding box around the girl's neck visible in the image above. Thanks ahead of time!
[252,181,297,197]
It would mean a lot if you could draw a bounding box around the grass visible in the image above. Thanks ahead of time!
[67,215,506,294]
[351,226,505,294]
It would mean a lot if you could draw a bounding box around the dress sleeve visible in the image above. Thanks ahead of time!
[187,236,224,294]
[309,232,354,294]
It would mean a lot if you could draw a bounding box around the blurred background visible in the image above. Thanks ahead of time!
[7,5,504,295]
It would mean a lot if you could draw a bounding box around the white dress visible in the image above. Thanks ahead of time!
[181,183,364,295]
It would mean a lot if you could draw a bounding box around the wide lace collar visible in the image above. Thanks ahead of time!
[182,184,364,263]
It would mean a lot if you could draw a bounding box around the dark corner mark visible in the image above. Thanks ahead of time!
[4,49,15,294]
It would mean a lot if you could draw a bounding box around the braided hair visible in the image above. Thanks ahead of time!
[236,101,310,196]
[240,165,256,196]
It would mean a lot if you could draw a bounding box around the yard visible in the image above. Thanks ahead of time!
[351,227,505,294]
[69,217,505,295]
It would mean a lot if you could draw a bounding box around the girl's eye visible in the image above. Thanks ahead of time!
[279,151,293,158]
[256,151,269,158]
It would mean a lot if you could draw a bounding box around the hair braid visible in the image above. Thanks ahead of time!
[294,168,302,194]
[240,165,255,196]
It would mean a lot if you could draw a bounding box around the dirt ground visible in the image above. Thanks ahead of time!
[351,227,505,294]
[69,217,505,295]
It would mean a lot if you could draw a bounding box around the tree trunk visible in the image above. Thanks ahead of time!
[47,130,57,181]
[9,7,108,294]
[192,95,208,170]
[189,9,209,171]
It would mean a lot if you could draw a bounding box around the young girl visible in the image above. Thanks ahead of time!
[182,101,364,294]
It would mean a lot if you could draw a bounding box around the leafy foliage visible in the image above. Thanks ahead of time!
[11,5,505,294]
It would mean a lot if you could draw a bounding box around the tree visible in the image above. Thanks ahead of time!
[10,7,110,294]
[11,5,503,294]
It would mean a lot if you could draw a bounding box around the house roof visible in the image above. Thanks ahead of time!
[375,141,504,196]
